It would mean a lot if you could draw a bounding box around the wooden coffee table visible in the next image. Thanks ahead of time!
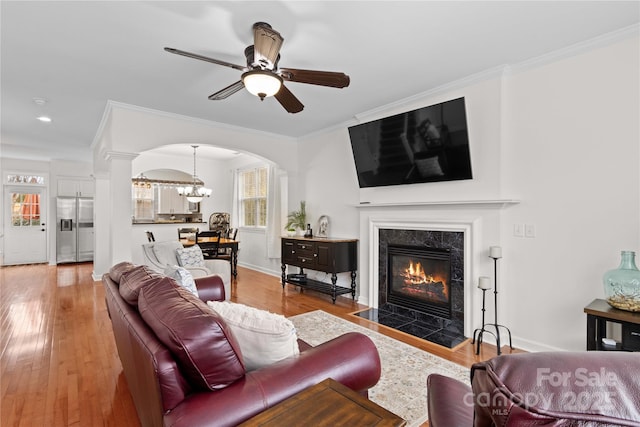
[239,378,406,426]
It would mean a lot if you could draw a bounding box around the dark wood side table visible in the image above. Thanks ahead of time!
[281,237,358,303]
[239,378,406,427]
[584,298,640,351]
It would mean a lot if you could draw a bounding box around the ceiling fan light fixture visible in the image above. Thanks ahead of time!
[242,70,282,100]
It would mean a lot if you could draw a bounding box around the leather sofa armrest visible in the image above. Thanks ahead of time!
[194,275,225,302]
[186,266,211,279]
[164,332,381,427]
[427,374,474,427]
[471,352,640,426]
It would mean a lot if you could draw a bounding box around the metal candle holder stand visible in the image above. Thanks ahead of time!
[472,285,497,355]
[472,254,513,355]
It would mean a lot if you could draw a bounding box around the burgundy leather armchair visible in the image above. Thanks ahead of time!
[428,351,640,426]
[103,262,381,427]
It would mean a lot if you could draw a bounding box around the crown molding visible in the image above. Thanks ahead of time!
[510,23,639,74]
[103,151,139,161]
[97,100,296,143]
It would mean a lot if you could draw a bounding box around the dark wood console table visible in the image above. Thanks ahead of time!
[584,298,640,351]
[281,236,358,303]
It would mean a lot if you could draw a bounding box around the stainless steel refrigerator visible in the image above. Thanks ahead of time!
[56,197,94,263]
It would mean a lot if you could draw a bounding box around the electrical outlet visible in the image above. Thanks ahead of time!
[525,224,536,238]
[514,224,524,237]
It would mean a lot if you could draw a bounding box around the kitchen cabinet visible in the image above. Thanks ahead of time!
[58,178,94,197]
[158,187,189,214]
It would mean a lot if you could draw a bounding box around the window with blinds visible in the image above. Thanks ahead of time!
[238,166,268,228]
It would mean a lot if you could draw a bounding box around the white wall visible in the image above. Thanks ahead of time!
[501,35,639,351]
[299,34,639,351]
[298,128,361,239]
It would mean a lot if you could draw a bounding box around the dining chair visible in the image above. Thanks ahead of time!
[145,231,155,242]
[229,228,238,240]
[219,228,238,256]
[195,230,221,259]
[208,212,230,236]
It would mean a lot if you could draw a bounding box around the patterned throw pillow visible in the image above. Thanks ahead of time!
[164,265,199,297]
[176,245,205,268]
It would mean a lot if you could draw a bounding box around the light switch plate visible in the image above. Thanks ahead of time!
[514,224,524,237]
[525,224,536,238]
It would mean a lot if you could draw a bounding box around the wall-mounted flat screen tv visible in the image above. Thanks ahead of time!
[348,97,472,188]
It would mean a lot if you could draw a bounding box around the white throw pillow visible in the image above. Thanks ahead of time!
[164,265,199,297]
[176,245,205,268]
[206,301,300,371]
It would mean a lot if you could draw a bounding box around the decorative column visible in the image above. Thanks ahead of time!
[92,172,111,279]
[105,151,139,269]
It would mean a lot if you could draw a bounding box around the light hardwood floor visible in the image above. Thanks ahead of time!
[1,262,520,426]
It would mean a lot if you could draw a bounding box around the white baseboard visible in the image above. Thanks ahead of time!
[473,332,565,353]
[237,262,280,278]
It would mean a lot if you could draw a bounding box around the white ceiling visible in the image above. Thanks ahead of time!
[2,1,638,163]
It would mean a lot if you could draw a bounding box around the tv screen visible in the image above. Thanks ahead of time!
[348,97,472,188]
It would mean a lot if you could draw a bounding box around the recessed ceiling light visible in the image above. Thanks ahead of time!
[33,97,47,106]
[37,116,52,123]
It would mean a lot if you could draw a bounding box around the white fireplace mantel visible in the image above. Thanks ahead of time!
[367,218,476,337]
[354,199,520,209]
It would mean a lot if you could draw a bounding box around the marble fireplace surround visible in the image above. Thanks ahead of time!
[357,200,519,340]
[368,218,475,337]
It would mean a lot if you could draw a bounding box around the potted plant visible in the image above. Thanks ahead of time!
[285,201,307,236]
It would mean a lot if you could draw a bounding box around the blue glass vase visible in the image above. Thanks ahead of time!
[603,251,640,312]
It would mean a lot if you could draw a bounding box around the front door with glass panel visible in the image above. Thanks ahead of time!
[4,186,47,265]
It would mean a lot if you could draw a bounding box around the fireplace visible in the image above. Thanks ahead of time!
[387,245,452,319]
[356,227,466,348]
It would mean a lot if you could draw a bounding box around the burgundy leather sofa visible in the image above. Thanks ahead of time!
[103,262,381,427]
[428,351,640,426]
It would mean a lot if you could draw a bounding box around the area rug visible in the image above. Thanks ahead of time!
[289,310,470,427]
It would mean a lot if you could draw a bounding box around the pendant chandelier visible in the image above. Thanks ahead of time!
[176,145,212,203]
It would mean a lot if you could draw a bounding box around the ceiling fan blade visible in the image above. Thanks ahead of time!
[165,47,247,71]
[274,84,304,114]
[208,80,245,100]
[279,68,350,88]
[252,22,283,69]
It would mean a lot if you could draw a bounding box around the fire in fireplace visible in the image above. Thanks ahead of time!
[387,245,452,319]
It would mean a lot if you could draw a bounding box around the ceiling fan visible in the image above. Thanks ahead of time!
[164,22,350,114]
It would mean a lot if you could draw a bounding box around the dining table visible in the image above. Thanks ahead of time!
[180,237,239,277]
